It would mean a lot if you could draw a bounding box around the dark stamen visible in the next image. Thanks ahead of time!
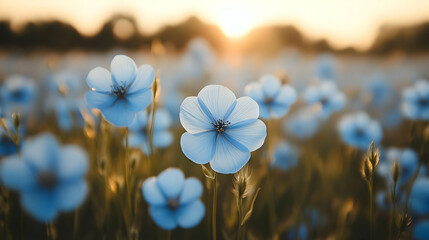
[264,97,274,104]
[167,199,180,210]
[213,119,230,133]
[418,98,428,107]
[37,171,57,189]
[111,82,127,98]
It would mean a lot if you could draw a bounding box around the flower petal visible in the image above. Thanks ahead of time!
[0,156,36,191]
[176,200,205,229]
[210,135,251,174]
[156,168,185,199]
[101,99,136,127]
[180,96,213,134]
[22,133,59,172]
[226,97,259,124]
[57,145,88,181]
[149,206,177,230]
[275,85,297,106]
[110,55,137,86]
[153,109,172,131]
[180,132,216,164]
[86,67,113,92]
[270,103,290,118]
[179,178,203,205]
[226,119,266,152]
[258,103,270,119]
[56,180,88,211]
[153,131,173,149]
[245,82,264,102]
[260,75,281,98]
[85,91,116,109]
[126,89,152,112]
[128,64,155,94]
[197,85,236,120]
[21,189,58,222]
[142,177,167,206]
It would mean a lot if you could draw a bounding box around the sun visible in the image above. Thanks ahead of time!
[218,3,254,39]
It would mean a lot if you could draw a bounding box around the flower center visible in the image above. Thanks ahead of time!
[111,82,127,98]
[167,199,180,210]
[320,97,329,106]
[37,171,57,189]
[264,97,274,104]
[418,98,428,107]
[213,119,230,133]
[355,128,365,138]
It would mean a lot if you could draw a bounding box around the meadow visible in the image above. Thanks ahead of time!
[0,38,429,240]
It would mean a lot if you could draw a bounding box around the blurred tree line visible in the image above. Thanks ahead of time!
[0,14,428,55]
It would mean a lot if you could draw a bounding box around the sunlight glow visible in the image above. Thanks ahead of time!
[218,3,254,39]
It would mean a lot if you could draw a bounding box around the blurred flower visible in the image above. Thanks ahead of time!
[410,178,429,215]
[377,148,425,188]
[364,74,391,107]
[181,38,215,80]
[414,220,429,240]
[314,54,337,81]
[127,109,173,155]
[401,79,429,120]
[85,55,154,127]
[0,133,88,222]
[180,85,266,174]
[375,190,405,211]
[142,168,205,230]
[284,106,320,140]
[287,223,308,240]
[271,141,299,171]
[338,112,383,150]
[0,75,36,113]
[304,81,346,118]
[245,74,297,119]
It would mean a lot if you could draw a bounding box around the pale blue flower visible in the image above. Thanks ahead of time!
[127,109,173,155]
[1,75,36,113]
[0,133,88,222]
[304,81,345,118]
[414,220,429,240]
[401,80,429,120]
[85,55,154,127]
[377,148,425,188]
[245,74,297,119]
[271,141,299,171]
[284,106,320,140]
[365,74,391,107]
[287,224,307,240]
[142,168,205,230]
[338,112,383,150]
[180,85,266,174]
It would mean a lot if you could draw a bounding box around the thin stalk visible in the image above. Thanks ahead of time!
[368,178,374,240]
[167,230,171,240]
[212,173,217,240]
[46,222,56,240]
[124,127,132,235]
[237,196,243,240]
[390,181,398,240]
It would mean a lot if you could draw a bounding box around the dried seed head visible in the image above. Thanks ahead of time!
[399,213,412,233]
[361,158,373,182]
[367,141,379,168]
[392,161,401,184]
[233,166,253,199]
[129,150,141,172]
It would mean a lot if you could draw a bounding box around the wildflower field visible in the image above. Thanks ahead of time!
[1,3,429,239]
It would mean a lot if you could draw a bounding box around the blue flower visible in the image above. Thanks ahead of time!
[1,75,36,113]
[271,141,299,171]
[287,224,308,240]
[304,81,345,118]
[0,133,88,222]
[245,75,297,119]
[377,148,425,188]
[314,54,336,81]
[284,106,320,140]
[338,112,383,150]
[414,220,429,240]
[85,55,154,127]
[364,74,391,107]
[127,109,173,155]
[401,79,429,120]
[0,118,24,157]
[180,85,267,174]
[410,178,429,215]
[141,168,205,230]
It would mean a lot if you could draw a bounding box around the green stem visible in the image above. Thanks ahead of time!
[124,127,132,232]
[212,173,217,240]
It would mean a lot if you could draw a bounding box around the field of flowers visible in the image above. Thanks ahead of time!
[0,38,429,240]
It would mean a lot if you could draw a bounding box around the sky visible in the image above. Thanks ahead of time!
[1,0,429,50]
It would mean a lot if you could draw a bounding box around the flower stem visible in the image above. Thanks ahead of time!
[46,222,56,240]
[125,127,132,230]
[212,173,217,240]
[368,178,373,240]
[237,196,243,240]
